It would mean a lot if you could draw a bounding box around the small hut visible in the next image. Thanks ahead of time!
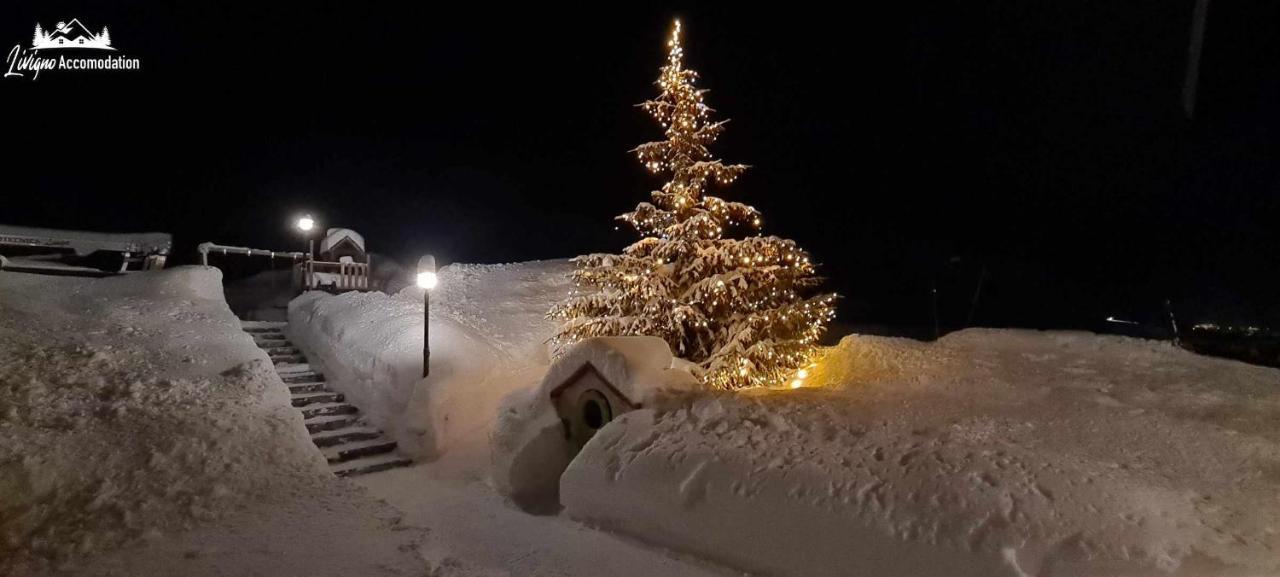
[318,228,367,264]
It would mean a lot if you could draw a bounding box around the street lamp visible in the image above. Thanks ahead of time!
[417,255,438,378]
[294,215,317,292]
[295,215,317,260]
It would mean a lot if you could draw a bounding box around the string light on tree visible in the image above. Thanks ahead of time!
[549,19,837,391]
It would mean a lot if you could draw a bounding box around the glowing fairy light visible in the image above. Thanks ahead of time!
[546,19,837,391]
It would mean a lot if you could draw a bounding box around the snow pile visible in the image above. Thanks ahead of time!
[0,267,332,568]
[491,336,699,512]
[562,329,1280,577]
[289,260,573,460]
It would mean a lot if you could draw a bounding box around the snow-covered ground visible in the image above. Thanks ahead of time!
[294,259,1280,576]
[0,267,425,575]
[564,330,1280,576]
[6,259,1278,576]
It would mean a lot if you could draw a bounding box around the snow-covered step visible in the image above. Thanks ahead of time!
[288,382,329,394]
[291,390,343,407]
[263,345,299,355]
[323,438,398,464]
[239,316,411,477]
[304,414,361,434]
[280,371,324,384]
[275,362,314,372]
[311,425,383,448]
[241,320,287,329]
[300,402,358,419]
[243,327,286,334]
[331,452,413,478]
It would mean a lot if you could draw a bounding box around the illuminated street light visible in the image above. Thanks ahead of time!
[294,214,317,261]
[419,254,437,378]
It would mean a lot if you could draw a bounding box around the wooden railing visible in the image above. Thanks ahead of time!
[298,260,370,292]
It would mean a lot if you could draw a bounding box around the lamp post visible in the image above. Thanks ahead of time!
[417,255,438,378]
[295,215,316,260]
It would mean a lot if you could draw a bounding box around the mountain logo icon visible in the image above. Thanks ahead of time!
[32,19,114,51]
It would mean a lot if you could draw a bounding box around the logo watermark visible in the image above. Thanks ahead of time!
[6,19,141,80]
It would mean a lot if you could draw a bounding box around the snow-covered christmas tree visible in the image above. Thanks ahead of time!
[550,20,837,390]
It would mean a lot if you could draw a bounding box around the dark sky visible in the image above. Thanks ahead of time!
[5,2,1278,330]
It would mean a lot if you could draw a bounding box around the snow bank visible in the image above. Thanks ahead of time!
[562,329,1280,577]
[289,260,573,460]
[491,336,699,512]
[0,267,331,569]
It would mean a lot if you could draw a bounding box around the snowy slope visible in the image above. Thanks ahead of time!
[563,330,1280,576]
[0,267,425,575]
[290,260,573,459]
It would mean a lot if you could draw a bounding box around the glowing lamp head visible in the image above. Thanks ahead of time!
[296,215,315,232]
[417,254,438,290]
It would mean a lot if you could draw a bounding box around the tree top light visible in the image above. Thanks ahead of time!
[296,215,315,232]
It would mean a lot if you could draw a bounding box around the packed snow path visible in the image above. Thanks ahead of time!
[241,320,412,476]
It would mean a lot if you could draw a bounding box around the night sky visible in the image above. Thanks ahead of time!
[5,2,1278,331]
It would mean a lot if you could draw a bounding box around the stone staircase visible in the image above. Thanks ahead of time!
[241,321,412,477]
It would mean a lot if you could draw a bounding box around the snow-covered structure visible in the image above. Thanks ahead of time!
[0,224,170,272]
[317,228,366,264]
[491,336,698,512]
[299,228,370,292]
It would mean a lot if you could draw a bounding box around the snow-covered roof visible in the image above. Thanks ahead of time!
[538,337,699,405]
[0,224,171,256]
[319,228,365,255]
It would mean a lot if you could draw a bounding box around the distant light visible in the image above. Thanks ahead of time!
[796,368,809,379]
[416,271,438,290]
[789,379,803,389]
[1105,316,1139,325]
[296,215,315,232]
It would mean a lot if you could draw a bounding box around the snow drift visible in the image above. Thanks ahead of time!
[288,260,573,460]
[562,330,1280,577]
[0,266,429,576]
[0,267,330,567]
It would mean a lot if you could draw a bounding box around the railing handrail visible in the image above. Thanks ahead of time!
[299,259,370,291]
[197,242,307,265]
